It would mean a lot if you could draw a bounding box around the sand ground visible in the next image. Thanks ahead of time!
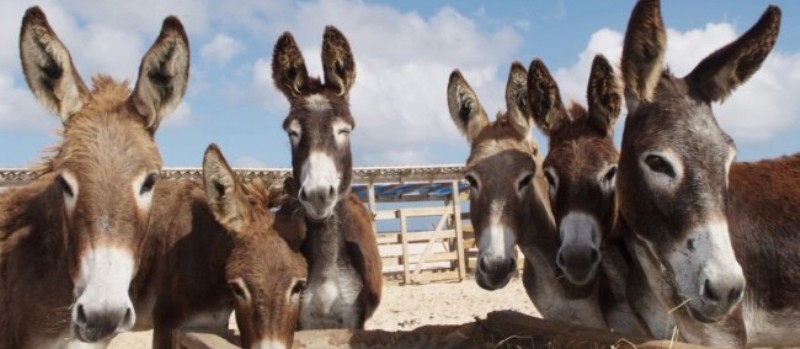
[108,277,539,348]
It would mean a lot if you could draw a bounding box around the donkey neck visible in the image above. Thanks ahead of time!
[303,199,349,272]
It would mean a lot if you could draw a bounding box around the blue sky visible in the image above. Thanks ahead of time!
[1,0,798,168]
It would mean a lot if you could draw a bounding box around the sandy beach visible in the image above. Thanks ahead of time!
[109,277,539,348]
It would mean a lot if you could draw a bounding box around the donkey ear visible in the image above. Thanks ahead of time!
[203,144,248,233]
[447,70,489,144]
[621,0,666,113]
[527,58,566,136]
[272,32,311,100]
[587,55,622,137]
[19,6,89,123]
[130,16,190,134]
[322,26,356,98]
[505,61,533,137]
[685,6,781,102]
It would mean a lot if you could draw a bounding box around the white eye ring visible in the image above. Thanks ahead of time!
[544,167,558,204]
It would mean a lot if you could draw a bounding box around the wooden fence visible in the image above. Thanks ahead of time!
[0,166,484,284]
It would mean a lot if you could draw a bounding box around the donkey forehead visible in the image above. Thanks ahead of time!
[60,114,162,174]
[283,94,354,128]
[467,147,536,177]
[545,138,617,174]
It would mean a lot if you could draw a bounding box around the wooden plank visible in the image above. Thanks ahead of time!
[375,233,398,245]
[408,251,458,264]
[399,210,410,285]
[173,329,239,349]
[373,210,397,221]
[394,206,453,218]
[452,181,466,281]
[405,230,456,242]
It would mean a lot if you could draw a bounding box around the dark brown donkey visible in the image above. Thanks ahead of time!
[270,26,382,329]
[615,0,785,346]
[135,144,307,349]
[447,62,606,328]
[0,7,188,348]
[527,55,646,335]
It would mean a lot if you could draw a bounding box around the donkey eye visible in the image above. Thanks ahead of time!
[603,165,617,183]
[140,173,158,195]
[288,130,299,138]
[645,155,675,177]
[544,170,556,188]
[465,174,479,190]
[229,281,248,300]
[518,174,534,191]
[337,129,351,136]
[56,175,74,198]
[291,279,307,296]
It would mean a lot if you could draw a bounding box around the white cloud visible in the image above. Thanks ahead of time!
[552,22,800,146]
[162,102,192,129]
[233,155,269,168]
[201,34,244,65]
[0,73,54,131]
[255,0,523,165]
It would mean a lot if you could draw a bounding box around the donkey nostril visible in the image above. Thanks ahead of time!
[704,279,721,302]
[479,257,489,272]
[590,248,600,263]
[299,188,308,202]
[122,307,134,326]
[557,252,566,268]
[76,304,87,326]
[729,284,744,304]
[328,186,336,197]
[508,258,516,271]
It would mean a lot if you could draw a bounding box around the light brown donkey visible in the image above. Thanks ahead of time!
[447,62,605,328]
[270,27,382,329]
[0,7,188,348]
[134,144,307,349]
[527,55,646,335]
[616,0,785,346]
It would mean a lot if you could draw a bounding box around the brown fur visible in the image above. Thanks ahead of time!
[449,63,610,328]
[616,1,783,347]
[271,26,381,329]
[1,7,188,347]
[135,145,308,349]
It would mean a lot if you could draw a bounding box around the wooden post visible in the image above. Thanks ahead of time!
[451,180,466,281]
[399,209,410,285]
[367,183,377,233]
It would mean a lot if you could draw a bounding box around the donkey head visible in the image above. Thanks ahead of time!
[19,7,189,342]
[529,55,621,286]
[618,0,780,322]
[272,26,356,221]
[203,144,308,349]
[448,63,554,290]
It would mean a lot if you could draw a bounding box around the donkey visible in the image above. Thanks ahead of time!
[134,144,308,349]
[447,62,606,328]
[615,0,784,346]
[527,55,647,336]
[0,7,188,348]
[270,26,382,330]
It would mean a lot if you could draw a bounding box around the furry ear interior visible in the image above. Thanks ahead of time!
[587,55,622,137]
[685,6,781,102]
[272,32,311,99]
[526,58,567,136]
[203,143,248,233]
[505,61,533,137]
[447,70,489,144]
[621,0,666,113]
[130,16,190,133]
[322,26,356,98]
[19,6,88,123]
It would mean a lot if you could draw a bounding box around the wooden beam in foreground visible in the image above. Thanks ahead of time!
[175,311,711,349]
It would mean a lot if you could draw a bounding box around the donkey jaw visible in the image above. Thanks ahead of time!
[72,247,136,342]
